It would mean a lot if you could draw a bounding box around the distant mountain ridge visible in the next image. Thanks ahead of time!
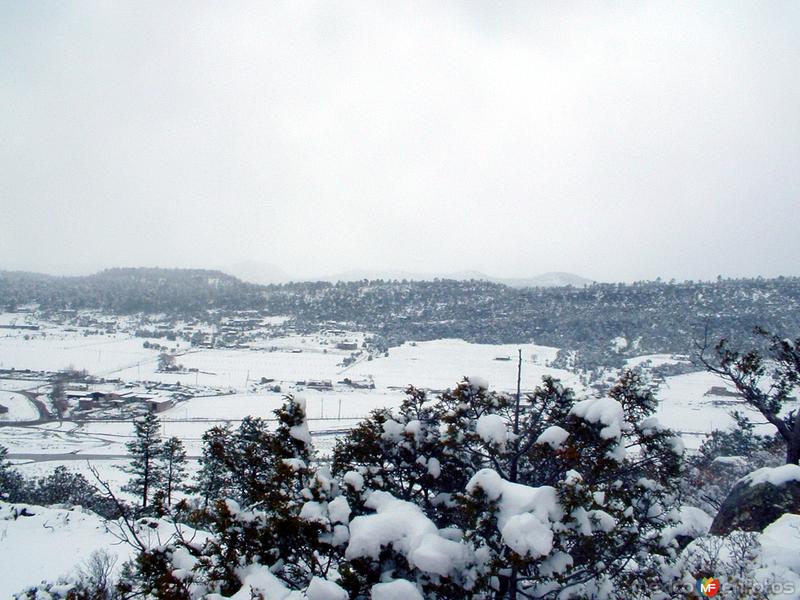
[217,262,594,288]
[314,269,594,288]
[221,261,290,286]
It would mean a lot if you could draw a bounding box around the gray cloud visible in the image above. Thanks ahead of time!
[1,1,799,281]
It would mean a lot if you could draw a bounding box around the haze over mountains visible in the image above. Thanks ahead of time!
[221,261,594,288]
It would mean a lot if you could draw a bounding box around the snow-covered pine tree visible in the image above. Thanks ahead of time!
[333,385,458,524]
[0,444,24,502]
[160,436,188,507]
[188,396,344,594]
[457,371,684,599]
[91,375,687,599]
[194,424,233,506]
[121,411,164,513]
[332,373,684,599]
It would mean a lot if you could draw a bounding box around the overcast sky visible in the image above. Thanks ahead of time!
[2,2,799,282]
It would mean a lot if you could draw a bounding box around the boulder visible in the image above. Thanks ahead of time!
[710,465,800,535]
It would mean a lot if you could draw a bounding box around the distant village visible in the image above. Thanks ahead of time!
[0,307,374,422]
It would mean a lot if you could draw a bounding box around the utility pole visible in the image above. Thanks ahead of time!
[508,350,523,600]
[514,348,522,436]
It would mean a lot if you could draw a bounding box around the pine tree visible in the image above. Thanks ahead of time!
[191,396,340,594]
[0,444,24,502]
[194,424,233,506]
[229,416,275,505]
[161,436,187,507]
[334,374,684,598]
[699,328,800,464]
[121,411,164,512]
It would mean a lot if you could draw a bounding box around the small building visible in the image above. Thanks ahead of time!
[704,386,740,398]
[0,404,8,414]
[78,398,96,410]
[340,377,375,390]
[147,398,173,413]
[337,341,359,351]
[307,379,333,390]
[70,390,120,410]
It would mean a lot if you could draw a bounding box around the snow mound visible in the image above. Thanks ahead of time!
[370,579,423,599]
[229,564,304,599]
[381,418,405,441]
[760,513,800,576]
[501,512,554,558]
[306,576,348,600]
[467,375,489,391]
[661,506,712,546]
[346,491,470,576]
[328,496,351,524]
[466,468,562,551]
[466,469,562,527]
[569,397,625,440]
[535,425,569,449]
[476,414,509,447]
[343,470,365,491]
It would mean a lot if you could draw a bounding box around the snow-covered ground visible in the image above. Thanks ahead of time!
[625,353,690,369]
[654,370,787,450]
[0,501,212,597]
[0,330,167,376]
[358,339,563,392]
[3,315,788,493]
[0,390,38,421]
[4,316,800,597]
[0,502,135,595]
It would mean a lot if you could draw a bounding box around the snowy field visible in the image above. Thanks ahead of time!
[654,370,783,451]
[0,390,38,421]
[625,353,690,368]
[2,320,780,491]
[0,330,170,377]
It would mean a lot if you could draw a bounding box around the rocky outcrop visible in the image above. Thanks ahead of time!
[710,465,800,535]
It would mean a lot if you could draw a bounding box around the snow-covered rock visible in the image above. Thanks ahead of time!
[711,466,800,535]
[742,464,800,487]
